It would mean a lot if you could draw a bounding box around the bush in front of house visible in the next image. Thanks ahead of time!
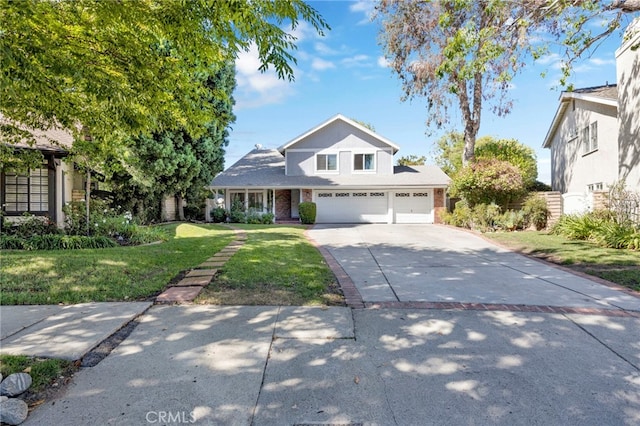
[443,198,545,233]
[552,211,640,250]
[299,202,316,224]
[449,159,526,209]
[211,207,227,223]
[521,194,550,230]
[0,201,167,250]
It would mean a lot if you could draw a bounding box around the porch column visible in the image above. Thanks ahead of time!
[244,188,249,212]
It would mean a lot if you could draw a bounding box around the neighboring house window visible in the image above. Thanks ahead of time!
[587,183,603,192]
[3,167,49,214]
[316,154,337,172]
[582,121,598,155]
[353,153,375,171]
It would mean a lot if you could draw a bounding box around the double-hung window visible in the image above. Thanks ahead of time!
[354,153,375,171]
[582,121,598,155]
[316,154,337,172]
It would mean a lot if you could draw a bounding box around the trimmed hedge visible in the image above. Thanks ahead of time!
[299,202,316,224]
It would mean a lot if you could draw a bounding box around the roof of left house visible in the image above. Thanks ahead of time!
[211,149,451,188]
[1,116,73,154]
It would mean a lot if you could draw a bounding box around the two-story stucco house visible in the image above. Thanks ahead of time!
[542,18,639,213]
[210,114,451,224]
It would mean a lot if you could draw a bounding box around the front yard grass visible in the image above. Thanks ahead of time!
[0,223,235,305]
[485,231,640,292]
[196,225,344,306]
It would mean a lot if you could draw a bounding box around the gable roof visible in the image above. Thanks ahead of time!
[211,148,450,188]
[542,84,618,148]
[277,114,400,154]
[1,115,73,155]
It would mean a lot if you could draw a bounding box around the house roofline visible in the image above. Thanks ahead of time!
[542,88,618,149]
[277,114,401,154]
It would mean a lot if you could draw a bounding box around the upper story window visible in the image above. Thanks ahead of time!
[354,153,375,171]
[582,121,598,155]
[316,154,337,172]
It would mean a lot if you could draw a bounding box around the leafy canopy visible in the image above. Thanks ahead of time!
[0,0,328,164]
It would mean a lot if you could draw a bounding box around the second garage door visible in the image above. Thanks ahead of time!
[393,189,434,223]
[315,190,388,223]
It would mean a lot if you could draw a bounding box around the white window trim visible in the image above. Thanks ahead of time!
[352,151,377,173]
[314,151,339,174]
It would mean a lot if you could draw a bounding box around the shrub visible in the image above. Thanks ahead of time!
[495,210,526,232]
[228,198,246,223]
[211,207,227,223]
[261,212,275,224]
[298,202,316,224]
[522,194,550,230]
[246,209,263,224]
[0,234,118,250]
[476,137,538,187]
[551,213,604,240]
[470,203,501,232]
[450,159,526,208]
[443,200,473,228]
[2,213,61,238]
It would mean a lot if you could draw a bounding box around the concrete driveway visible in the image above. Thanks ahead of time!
[308,224,640,312]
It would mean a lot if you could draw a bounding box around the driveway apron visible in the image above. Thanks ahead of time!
[308,224,640,312]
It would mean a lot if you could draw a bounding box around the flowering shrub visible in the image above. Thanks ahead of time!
[450,159,526,208]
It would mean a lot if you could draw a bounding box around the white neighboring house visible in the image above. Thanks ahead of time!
[543,19,640,214]
[210,114,451,224]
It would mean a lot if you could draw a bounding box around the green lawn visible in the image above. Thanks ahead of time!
[0,223,235,305]
[197,225,343,306]
[485,231,640,291]
[1,223,342,306]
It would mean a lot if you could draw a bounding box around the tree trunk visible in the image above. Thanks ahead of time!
[85,169,91,236]
[177,194,185,221]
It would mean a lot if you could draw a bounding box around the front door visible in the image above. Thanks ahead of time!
[291,189,300,218]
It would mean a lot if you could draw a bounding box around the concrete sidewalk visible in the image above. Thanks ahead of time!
[0,302,152,361]
[18,305,640,426]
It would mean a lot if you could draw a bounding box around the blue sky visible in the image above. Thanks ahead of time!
[228,0,628,184]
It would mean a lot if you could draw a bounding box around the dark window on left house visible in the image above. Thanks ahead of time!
[2,164,50,215]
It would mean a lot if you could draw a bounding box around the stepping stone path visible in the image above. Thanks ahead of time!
[156,228,247,304]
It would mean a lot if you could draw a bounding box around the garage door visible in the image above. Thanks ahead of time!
[315,190,388,223]
[394,190,434,223]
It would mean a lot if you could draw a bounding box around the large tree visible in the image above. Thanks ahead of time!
[0,0,328,165]
[377,0,535,166]
[108,64,236,221]
[377,1,639,167]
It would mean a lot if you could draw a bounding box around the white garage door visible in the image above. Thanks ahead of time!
[315,190,388,223]
[394,189,434,223]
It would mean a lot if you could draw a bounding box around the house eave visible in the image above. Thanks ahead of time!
[542,91,618,149]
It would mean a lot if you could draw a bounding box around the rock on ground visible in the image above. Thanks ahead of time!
[0,398,29,425]
[0,373,32,397]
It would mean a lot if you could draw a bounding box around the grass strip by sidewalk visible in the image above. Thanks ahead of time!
[485,231,640,292]
[196,224,344,306]
[0,223,234,305]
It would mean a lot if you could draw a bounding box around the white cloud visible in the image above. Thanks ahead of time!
[314,41,340,56]
[377,56,390,68]
[589,57,615,66]
[349,0,376,25]
[341,54,372,68]
[235,44,298,109]
[311,58,335,71]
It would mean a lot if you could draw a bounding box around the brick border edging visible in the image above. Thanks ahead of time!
[304,228,365,308]
[365,301,640,317]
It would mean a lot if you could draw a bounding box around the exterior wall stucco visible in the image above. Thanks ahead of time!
[549,99,618,194]
[616,22,640,192]
[284,120,394,176]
